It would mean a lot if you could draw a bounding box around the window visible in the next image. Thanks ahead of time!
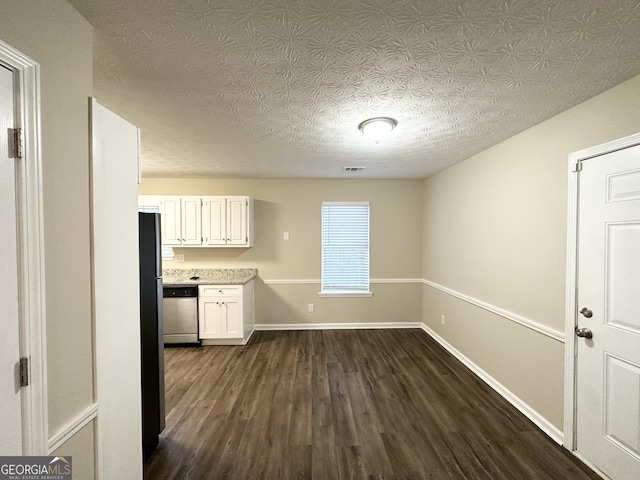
[321,202,371,296]
[138,205,160,214]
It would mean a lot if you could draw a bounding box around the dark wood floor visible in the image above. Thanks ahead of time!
[145,329,600,480]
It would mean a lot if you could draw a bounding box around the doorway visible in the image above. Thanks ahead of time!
[565,133,640,480]
[0,61,22,456]
[0,39,46,455]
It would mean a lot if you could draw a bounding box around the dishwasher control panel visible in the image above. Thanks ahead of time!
[163,285,198,298]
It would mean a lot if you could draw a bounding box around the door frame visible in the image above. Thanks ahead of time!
[564,131,640,455]
[0,39,47,454]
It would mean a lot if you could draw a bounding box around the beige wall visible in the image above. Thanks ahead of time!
[421,73,640,429]
[139,178,423,325]
[51,422,95,479]
[0,0,95,470]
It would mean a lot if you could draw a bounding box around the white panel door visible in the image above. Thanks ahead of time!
[181,196,202,245]
[202,197,226,245]
[0,64,22,455]
[199,298,223,338]
[576,144,640,480]
[226,197,247,245]
[221,298,243,337]
[160,197,181,245]
[91,99,143,479]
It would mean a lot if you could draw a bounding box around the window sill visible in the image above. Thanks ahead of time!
[318,291,373,298]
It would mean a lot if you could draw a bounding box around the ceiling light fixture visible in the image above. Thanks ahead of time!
[358,117,398,143]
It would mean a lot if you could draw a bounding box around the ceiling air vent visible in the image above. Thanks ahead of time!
[343,166,366,173]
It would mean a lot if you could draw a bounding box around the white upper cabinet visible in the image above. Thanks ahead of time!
[202,197,226,246]
[181,196,202,246]
[203,196,253,247]
[226,197,249,245]
[160,197,182,245]
[139,195,253,248]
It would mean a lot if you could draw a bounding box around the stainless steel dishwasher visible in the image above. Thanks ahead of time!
[162,285,201,345]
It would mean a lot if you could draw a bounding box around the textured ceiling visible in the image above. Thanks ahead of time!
[67,0,640,179]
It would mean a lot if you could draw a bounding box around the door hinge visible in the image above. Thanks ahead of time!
[19,357,29,387]
[572,161,582,173]
[246,199,248,207]
[11,128,23,159]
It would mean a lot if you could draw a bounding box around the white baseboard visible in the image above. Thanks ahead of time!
[48,402,98,453]
[420,323,564,445]
[255,322,422,331]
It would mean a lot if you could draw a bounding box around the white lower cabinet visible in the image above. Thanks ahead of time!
[198,281,254,345]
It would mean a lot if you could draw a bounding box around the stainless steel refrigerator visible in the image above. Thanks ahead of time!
[138,212,165,462]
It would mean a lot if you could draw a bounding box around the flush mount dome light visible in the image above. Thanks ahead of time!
[358,117,398,143]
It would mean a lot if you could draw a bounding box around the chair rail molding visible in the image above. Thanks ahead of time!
[421,279,564,342]
[261,277,564,342]
[262,278,423,285]
[48,403,98,454]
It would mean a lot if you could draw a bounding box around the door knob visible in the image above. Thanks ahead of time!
[575,327,593,339]
[580,307,593,318]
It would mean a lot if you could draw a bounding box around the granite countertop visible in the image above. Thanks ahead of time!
[163,268,257,285]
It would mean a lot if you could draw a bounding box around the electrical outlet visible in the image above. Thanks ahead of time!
[284,232,290,240]
[440,314,446,325]
[175,254,185,263]
[308,304,314,313]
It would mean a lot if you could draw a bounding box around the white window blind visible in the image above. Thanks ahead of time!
[321,202,370,294]
[138,205,160,214]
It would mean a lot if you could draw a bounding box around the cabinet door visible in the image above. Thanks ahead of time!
[198,297,223,338]
[181,197,202,245]
[160,197,181,245]
[199,296,243,338]
[202,197,226,245]
[221,297,243,337]
[226,197,248,246]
